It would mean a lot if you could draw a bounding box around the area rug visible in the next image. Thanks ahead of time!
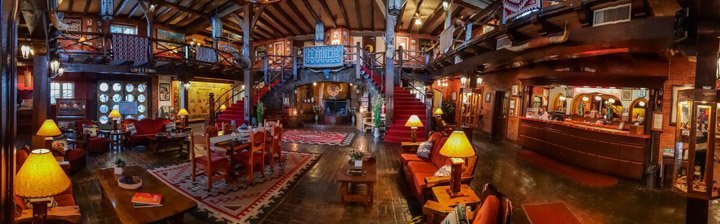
[282,129,355,146]
[148,152,319,223]
[523,202,582,224]
[516,150,618,187]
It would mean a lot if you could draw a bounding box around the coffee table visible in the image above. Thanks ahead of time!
[95,166,197,224]
[149,132,189,153]
[337,158,376,206]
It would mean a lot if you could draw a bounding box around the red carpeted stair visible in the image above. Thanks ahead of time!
[384,87,427,143]
[216,100,246,125]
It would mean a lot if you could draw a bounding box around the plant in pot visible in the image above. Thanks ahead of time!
[349,150,364,168]
[114,158,126,175]
[256,102,265,127]
[372,97,384,138]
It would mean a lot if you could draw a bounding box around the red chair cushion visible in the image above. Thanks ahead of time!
[411,172,433,198]
[65,149,86,160]
[473,195,500,224]
[400,153,424,165]
[234,150,266,165]
[123,119,171,136]
[407,161,439,174]
[194,153,229,167]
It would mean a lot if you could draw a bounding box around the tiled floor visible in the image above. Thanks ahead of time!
[25,125,697,223]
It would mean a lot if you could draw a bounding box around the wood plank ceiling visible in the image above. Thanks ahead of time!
[57,0,489,41]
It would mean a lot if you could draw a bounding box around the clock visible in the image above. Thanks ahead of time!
[326,84,341,98]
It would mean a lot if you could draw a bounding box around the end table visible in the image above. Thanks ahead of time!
[423,184,480,224]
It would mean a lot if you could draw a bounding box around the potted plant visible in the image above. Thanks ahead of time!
[114,158,126,175]
[372,97,384,138]
[312,105,322,124]
[256,102,265,127]
[349,150,364,168]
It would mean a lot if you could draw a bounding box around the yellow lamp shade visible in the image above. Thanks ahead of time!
[404,115,424,128]
[434,108,444,116]
[108,109,122,119]
[440,131,476,158]
[15,149,71,198]
[219,104,227,111]
[36,119,62,137]
[177,108,189,116]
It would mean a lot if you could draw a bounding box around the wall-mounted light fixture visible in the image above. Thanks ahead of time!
[460,76,467,87]
[21,45,33,59]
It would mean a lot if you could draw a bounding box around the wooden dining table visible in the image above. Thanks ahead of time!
[210,127,274,180]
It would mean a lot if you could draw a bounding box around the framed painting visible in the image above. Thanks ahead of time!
[396,36,409,60]
[65,18,82,39]
[156,29,185,53]
[56,99,87,118]
[159,83,171,101]
[670,85,694,125]
[621,89,633,101]
[485,93,491,102]
[511,85,519,97]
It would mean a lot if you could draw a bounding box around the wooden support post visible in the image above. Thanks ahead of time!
[263,54,268,84]
[242,4,253,123]
[398,45,403,87]
[209,93,215,125]
[32,55,50,131]
[0,0,19,222]
[385,3,397,126]
[292,47,298,80]
[355,42,361,79]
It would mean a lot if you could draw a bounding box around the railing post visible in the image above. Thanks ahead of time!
[263,54,269,85]
[292,47,298,80]
[398,45,403,87]
[209,93,216,125]
[356,43,361,79]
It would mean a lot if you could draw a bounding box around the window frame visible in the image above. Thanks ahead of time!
[50,81,74,104]
[110,23,138,35]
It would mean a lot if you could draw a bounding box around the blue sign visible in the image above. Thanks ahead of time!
[303,45,344,68]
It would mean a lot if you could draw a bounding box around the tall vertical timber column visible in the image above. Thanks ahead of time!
[385,6,397,126]
[242,5,253,123]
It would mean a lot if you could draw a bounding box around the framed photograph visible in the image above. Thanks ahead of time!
[621,89,633,101]
[652,111,663,131]
[485,93,491,102]
[511,85,519,97]
[452,92,457,101]
[65,18,82,39]
[56,99,87,118]
[396,36,409,60]
[509,99,515,109]
[159,83,171,101]
[671,85,694,125]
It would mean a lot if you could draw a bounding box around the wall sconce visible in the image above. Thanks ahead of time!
[476,76,483,86]
[21,45,33,59]
[313,82,317,86]
[50,60,63,77]
[184,82,191,89]
[594,95,602,101]
[460,76,467,87]
[582,96,589,102]
[442,0,449,10]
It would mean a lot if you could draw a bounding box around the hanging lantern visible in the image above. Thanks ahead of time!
[20,45,33,59]
[388,0,403,16]
[315,22,325,44]
[211,17,223,39]
[100,0,114,21]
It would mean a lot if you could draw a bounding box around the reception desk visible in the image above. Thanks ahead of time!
[518,117,649,180]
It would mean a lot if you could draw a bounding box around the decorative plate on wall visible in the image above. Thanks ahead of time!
[125,84,134,92]
[112,83,122,92]
[99,83,109,92]
[326,84,341,98]
[137,84,146,93]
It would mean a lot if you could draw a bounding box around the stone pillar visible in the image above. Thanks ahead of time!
[385,3,397,126]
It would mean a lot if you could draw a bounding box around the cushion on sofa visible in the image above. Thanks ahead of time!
[430,137,450,168]
[417,140,433,159]
[407,161,440,174]
[441,204,469,224]
[473,195,500,224]
[400,153,423,165]
[434,164,452,176]
[412,172,434,198]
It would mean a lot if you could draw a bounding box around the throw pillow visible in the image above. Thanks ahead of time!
[51,136,68,154]
[165,122,176,133]
[440,204,469,224]
[82,124,98,137]
[434,164,452,177]
[126,123,138,135]
[416,140,433,159]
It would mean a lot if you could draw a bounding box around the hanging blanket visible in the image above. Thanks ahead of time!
[195,46,218,63]
[111,34,149,65]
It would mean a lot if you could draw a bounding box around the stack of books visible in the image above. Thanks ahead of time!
[131,192,163,208]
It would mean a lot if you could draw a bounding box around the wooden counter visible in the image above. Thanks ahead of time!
[518,117,649,180]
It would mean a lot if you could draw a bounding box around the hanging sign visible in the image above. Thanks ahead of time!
[502,0,542,23]
[303,45,344,68]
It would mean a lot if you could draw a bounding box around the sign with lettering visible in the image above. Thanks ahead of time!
[303,45,344,68]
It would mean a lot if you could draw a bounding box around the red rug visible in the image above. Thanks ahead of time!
[523,202,582,224]
[282,129,355,146]
[149,152,319,223]
[516,150,618,187]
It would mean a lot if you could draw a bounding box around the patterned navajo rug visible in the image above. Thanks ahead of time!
[282,129,355,146]
[149,152,319,223]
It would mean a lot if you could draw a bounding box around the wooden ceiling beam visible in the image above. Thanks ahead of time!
[431,6,462,35]
[419,2,444,32]
[82,0,91,15]
[270,4,306,34]
[335,0,349,28]
[318,0,337,28]
[374,0,386,19]
[161,0,203,24]
[114,0,129,16]
[68,0,75,12]
[354,0,363,29]
[370,0,375,30]
[257,15,290,36]
[300,0,320,23]
[127,3,140,18]
[394,0,409,30]
[262,9,299,35]
[454,0,488,12]
[142,0,209,18]
[286,0,314,30]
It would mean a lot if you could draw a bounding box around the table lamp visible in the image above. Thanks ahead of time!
[433,108,444,118]
[15,149,71,224]
[219,104,227,112]
[108,109,122,131]
[36,119,62,149]
[177,108,189,128]
[439,131,476,197]
[404,115,424,142]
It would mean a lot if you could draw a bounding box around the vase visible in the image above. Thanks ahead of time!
[114,167,124,175]
[373,127,381,138]
[353,160,363,168]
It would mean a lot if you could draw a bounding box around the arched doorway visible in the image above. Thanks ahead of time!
[629,98,649,123]
[570,93,622,118]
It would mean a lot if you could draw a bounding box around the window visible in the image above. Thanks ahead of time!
[50,82,74,104]
[110,24,137,35]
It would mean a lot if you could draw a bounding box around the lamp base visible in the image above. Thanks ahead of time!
[449,158,465,198]
[446,188,466,198]
[30,200,50,224]
[410,128,417,143]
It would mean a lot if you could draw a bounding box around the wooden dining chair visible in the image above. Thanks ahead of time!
[264,119,280,128]
[235,129,266,183]
[190,133,230,190]
[268,125,283,169]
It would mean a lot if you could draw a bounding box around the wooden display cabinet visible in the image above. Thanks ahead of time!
[673,89,720,200]
[458,89,483,128]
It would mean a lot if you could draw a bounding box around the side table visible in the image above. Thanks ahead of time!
[423,184,480,224]
[337,159,377,206]
[401,141,423,153]
[100,130,126,152]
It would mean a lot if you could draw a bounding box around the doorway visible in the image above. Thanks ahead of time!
[491,91,506,142]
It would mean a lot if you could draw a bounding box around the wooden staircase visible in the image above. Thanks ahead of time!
[384,87,427,143]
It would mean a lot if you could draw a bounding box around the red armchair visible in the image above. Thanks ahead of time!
[75,120,109,153]
[121,119,172,147]
[401,132,477,202]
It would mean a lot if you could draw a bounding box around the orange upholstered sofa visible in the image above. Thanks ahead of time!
[121,119,173,147]
[400,132,477,202]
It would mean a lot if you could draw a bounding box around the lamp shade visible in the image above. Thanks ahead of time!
[177,108,189,116]
[434,108,444,116]
[440,131,476,158]
[15,149,71,198]
[36,119,62,137]
[108,109,122,119]
[404,115,424,128]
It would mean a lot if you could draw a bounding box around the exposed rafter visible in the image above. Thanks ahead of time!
[115,0,129,16]
[270,4,307,34]
[419,2,444,32]
[410,0,426,32]
[370,0,375,30]
[354,0,362,29]
[394,0,409,30]
[301,0,320,23]
[374,0,386,18]
[142,0,209,18]
[127,3,140,18]
[262,8,299,35]
[318,0,337,28]
[257,14,289,36]
[431,6,463,35]
[335,0,349,27]
[286,0,314,30]
[82,0,91,15]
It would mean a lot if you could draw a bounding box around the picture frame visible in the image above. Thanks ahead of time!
[652,111,663,132]
[485,93,491,102]
[509,99,515,109]
[56,99,87,118]
[159,83,171,101]
[452,92,457,101]
[511,85,519,97]
[670,85,694,125]
[396,36,409,60]
[621,89,633,101]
